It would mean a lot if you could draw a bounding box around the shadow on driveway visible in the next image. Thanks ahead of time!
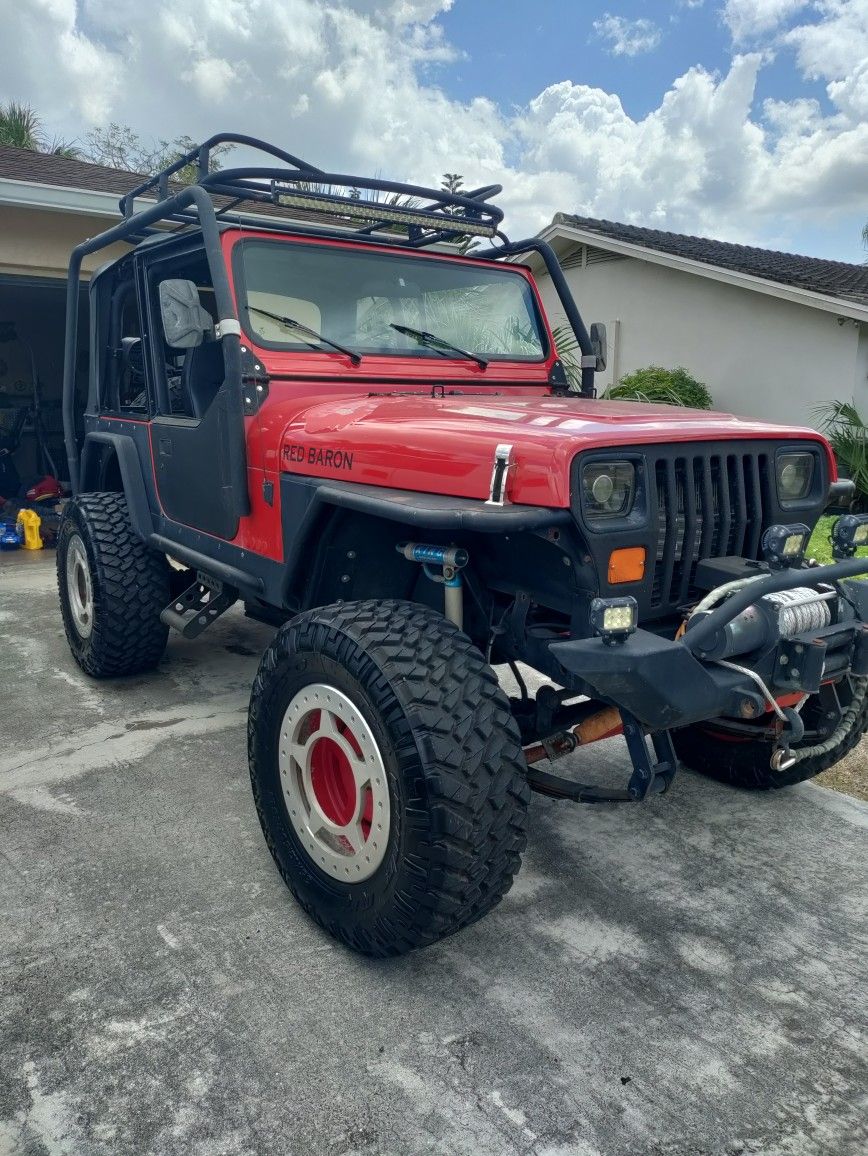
[1,554,866,1155]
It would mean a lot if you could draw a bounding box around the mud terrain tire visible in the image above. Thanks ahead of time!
[248,599,530,956]
[674,677,868,789]
[57,492,170,677]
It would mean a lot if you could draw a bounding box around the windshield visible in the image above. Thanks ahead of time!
[233,239,547,362]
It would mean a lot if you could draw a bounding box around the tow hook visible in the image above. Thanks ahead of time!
[770,705,805,772]
[397,543,468,629]
[770,747,798,772]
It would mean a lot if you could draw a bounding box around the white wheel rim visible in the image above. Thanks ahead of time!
[279,684,390,882]
[66,534,94,639]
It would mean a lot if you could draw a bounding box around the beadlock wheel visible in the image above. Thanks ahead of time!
[248,600,530,956]
[65,533,94,639]
[279,683,390,882]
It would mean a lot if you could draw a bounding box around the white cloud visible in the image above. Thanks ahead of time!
[723,0,811,43]
[0,0,866,253]
[593,13,663,56]
[785,0,868,69]
[188,58,237,103]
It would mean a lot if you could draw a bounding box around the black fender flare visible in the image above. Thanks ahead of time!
[279,474,574,607]
[79,432,155,540]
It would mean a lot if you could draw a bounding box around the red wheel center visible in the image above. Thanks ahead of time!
[310,737,357,827]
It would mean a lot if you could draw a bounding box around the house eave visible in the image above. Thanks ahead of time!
[536,222,868,324]
[0,175,155,219]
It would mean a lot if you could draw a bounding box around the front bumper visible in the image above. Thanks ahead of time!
[550,558,868,732]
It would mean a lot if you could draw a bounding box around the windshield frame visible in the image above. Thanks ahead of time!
[229,234,551,366]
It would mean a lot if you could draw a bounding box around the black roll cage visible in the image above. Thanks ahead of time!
[62,133,599,498]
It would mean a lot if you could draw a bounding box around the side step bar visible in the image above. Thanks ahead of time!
[160,573,238,639]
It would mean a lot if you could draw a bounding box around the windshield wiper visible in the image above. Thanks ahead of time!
[390,323,488,370]
[248,305,362,366]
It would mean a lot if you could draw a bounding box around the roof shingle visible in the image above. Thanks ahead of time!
[555,213,868,307]
[0,144,355,231]
[0,145,150,197]
[0,144,448,236]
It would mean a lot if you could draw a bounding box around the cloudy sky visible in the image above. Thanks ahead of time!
[2,0,867,260]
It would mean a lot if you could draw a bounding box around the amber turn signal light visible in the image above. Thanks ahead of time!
[607,546,646,584]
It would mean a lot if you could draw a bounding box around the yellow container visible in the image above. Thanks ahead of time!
[17,509,43,551]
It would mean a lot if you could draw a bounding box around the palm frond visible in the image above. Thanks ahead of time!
[0,101,45,150]
[815,398,868,503]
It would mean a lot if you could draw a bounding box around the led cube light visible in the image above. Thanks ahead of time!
[589,596,638,644]
[832,514,868,559]
[761,523,810,569]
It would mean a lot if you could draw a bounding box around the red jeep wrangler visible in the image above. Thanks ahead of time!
[57,135,868,956]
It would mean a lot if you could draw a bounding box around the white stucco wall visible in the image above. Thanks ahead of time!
[535,253,867,430]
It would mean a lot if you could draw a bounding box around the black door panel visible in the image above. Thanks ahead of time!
[151,389,239,539]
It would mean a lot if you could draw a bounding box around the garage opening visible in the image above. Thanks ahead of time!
[0,274,88,502]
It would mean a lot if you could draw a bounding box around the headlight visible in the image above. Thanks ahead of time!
[776,452,815,503]
[582,460,636,519]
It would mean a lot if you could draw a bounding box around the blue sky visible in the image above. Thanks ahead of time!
[442,1,830,116]
[2,0,867,261]
[438,0,867,260]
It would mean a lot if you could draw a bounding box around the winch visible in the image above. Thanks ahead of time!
[690,585,833,661]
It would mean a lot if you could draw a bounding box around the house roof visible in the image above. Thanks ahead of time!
[553,213,868,308]
[0,145,151,197]
[0,145,415,237]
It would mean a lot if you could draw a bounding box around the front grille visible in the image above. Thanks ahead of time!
[650,450,768,609]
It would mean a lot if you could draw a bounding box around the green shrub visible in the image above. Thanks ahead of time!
[814,400,868,510]
[606,366,713,410]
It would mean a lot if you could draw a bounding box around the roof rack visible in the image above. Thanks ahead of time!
[63,134,600,493]
[119,132,505,249]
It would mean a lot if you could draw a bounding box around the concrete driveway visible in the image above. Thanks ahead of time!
[1,552,866,1156]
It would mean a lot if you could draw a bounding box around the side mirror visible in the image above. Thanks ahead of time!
[590,322,607,372]
[159,279,212,349]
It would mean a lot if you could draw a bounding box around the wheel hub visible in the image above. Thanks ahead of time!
[66,534,94,639]
[279,684,389,882]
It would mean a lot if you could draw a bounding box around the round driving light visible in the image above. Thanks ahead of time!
[591,473,615,504]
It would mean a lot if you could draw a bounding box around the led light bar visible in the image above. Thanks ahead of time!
[271,183,497,237]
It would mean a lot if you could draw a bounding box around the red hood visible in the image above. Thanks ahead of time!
[275,392,832,507]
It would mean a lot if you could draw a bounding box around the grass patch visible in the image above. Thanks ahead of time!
[808,514,867,801]
[808,515,836,565]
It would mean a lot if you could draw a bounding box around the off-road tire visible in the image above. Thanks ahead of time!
[57,492,170,678]
[248,599,530,956]
[673,678,868,790]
